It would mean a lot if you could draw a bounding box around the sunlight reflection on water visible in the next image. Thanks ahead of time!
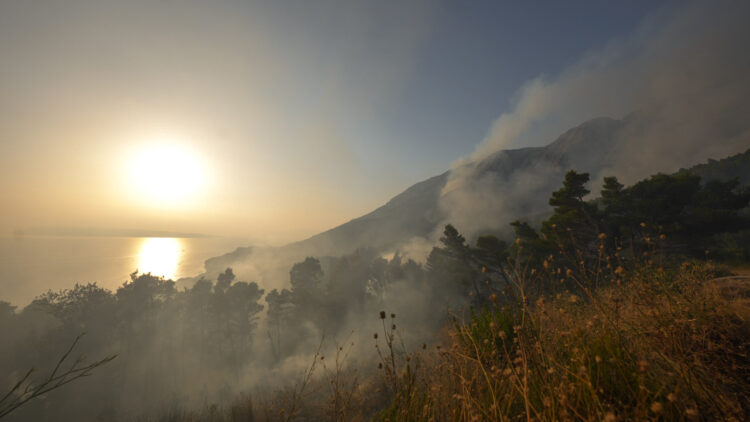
[137,238,180,279]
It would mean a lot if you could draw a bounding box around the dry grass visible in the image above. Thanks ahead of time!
[372,262,749,421]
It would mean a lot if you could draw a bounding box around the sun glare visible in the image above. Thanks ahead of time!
[128,142,206,206]
[137,238,180,279]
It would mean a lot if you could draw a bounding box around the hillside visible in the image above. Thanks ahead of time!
[682,148,750,185]
[203,115,749,280]
[203,117,620,274]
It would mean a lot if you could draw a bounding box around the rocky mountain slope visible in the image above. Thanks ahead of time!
[202,114,748,284]
[203,117,628,277]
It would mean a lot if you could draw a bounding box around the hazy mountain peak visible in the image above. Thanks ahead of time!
[203,113,749,284]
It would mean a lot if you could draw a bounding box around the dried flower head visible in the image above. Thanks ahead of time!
[650,402,663,414]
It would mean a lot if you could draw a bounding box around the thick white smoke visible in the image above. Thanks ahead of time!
[437,2,750,240]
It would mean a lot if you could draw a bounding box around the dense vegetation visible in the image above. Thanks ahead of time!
[679,148,750,186]
[1,157,749,420]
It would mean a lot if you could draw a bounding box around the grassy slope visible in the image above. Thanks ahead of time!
[372,262,749,422]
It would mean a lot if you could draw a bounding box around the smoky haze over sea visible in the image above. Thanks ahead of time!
[1,2,750,421]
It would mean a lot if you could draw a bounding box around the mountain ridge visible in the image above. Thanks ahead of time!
[201,114,749,282]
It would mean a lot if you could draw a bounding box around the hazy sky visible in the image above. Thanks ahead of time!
[0,0,664,243]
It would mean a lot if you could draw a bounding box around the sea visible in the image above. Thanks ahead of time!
[0,236,245,308]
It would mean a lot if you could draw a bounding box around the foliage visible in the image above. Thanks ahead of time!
[680,147,750,185]
[0,334,116,419]
[0,271,265,420]
[426,225,480,297]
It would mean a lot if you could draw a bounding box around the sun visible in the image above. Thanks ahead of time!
[127,141,207,206]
